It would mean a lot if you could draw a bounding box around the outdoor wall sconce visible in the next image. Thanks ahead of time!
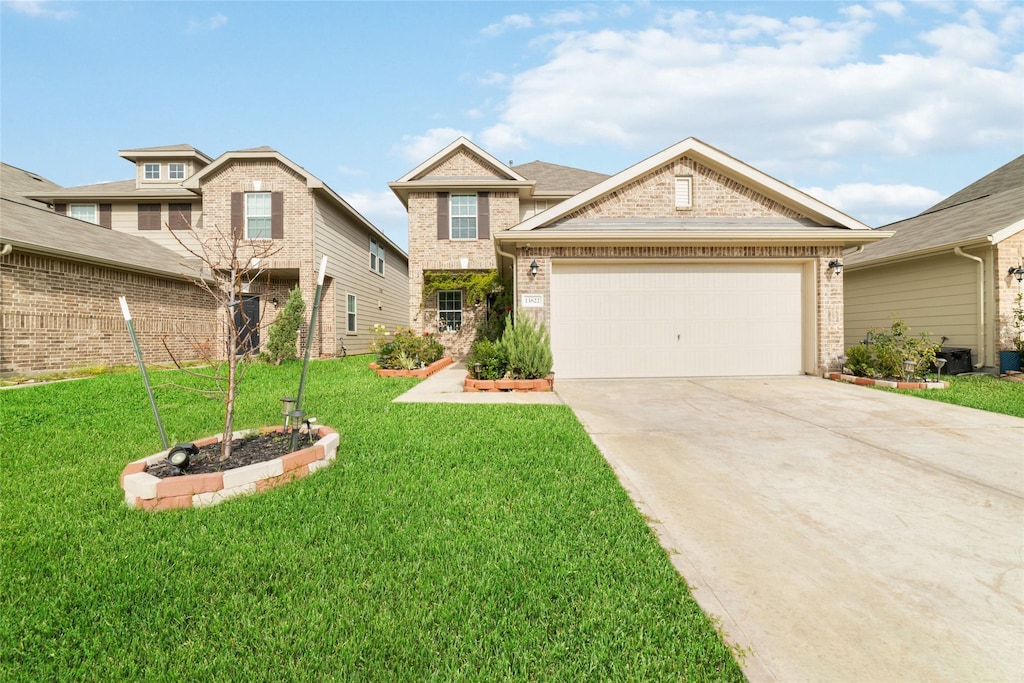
[281,396,296,430]
[271,297,280,308]
[1008,265,1024,283]
[828,260,843,277]
[529,260,539,277]
[167,442,199,470]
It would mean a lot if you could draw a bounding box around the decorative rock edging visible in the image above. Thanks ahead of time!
[369,356,453,378]
[464,374,554,393]
[828,373,949,390]
[121,426,339,511]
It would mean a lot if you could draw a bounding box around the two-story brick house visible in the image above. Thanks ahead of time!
[25,145,408,359]
[393,136,890,377]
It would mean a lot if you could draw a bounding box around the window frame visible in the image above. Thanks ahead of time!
[143,163,160,180]
[437,290,463,332]
[69,203,98,224]
[245,191,273,240]
[346,294,357,334]
[450,194,478,240]
[168,163,186,180]
[370,239,385,276]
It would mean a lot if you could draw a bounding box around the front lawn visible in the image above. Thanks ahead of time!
[1,357,744,682]
[880,374,1024,418]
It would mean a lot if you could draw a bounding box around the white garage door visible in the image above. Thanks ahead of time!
[550,262,805,378]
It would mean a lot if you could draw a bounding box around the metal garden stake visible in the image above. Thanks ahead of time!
[119,296,169,450]
[295,255,327,414]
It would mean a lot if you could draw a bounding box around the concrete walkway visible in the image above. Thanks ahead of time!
[392,362,563,405]
[556,377,1024,683]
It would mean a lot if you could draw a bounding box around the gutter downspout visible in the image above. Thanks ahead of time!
[494,239,517,324]
[954,247,986,369]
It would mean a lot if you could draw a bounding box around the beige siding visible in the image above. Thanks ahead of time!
[314,200,409,355]
[844,254,978,355]
[109,202,204,255]
[995,232,1024,351]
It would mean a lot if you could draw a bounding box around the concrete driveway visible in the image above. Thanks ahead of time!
[556,377,1024,683]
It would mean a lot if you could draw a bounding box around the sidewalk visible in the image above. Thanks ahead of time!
[393,362,563,405]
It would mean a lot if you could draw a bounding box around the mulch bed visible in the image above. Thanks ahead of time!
[146,431,318,479]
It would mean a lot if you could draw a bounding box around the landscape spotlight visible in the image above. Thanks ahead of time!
[167,442,199,469]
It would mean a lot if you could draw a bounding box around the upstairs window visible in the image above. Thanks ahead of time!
[450,194,478,240]
[138,204,161,230]
[245,192,272,239]
[438,290,462,332]
[370,239,385,275]
[70,204,98,224]
[168,163,186,180]
[144,163,160,180]
[168,203,192,230]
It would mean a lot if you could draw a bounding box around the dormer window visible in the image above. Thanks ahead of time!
[169,163,185,180]
[144,163,160,180]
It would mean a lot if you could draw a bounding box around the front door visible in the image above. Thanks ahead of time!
[234,295,261,355]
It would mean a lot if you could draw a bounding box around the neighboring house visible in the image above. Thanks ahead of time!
[0,162,218,375]
[23,145,409,359]
[844,154,1024,372]
[393,136,886,378]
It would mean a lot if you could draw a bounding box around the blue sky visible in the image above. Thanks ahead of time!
[2,0,1021,251]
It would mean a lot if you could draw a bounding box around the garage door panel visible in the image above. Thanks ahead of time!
[551,262,804,378]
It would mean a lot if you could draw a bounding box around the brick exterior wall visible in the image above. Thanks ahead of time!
[995,232,1024,351]
[199,159,333,356]
[428,149,511,179]
[0,252,218,375]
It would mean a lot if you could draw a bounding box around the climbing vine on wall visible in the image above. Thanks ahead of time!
[422,269,504,307]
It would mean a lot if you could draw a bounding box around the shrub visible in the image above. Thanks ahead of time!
[263,287,306,365]
[375,327,445,370]
[500,318,553,380]
[465,339,508,380]
[845,316,939,380]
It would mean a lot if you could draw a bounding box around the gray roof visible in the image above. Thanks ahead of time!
[847,154,1024,266]
[512,160,610,195]
[1,167,201,281]
[120,144,204,153]
[25,178,197,200]
[1,162,62,207]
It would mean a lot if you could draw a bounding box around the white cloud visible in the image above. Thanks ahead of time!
[874,1,906,18]
[841,5,874,20]
[343,189,410,251]
[3,0,75,19]
[479,123,528,153]
[542,7,598,26]
[480,7,1023,164]
[801,182,945,225]
[481,13,532,37]
[921,12,1002,64]
[478,71,508,86]
[393,128,472,165]
[187,12,227,33]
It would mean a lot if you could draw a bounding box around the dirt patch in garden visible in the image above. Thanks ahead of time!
[146,431,319,479]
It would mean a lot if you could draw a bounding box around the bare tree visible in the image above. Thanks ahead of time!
[162,217,282,461]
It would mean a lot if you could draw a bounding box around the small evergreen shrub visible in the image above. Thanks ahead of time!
[466,339,508,380]
[264,287,306,365]
[375,327,445,369]
[845,316,939,380]
[500,318,553,380]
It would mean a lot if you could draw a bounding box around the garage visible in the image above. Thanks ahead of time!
[550,261,807,379]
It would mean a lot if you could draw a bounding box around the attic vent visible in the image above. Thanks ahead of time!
[675,177,692,209]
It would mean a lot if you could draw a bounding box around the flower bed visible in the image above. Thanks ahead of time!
[370,356,453,378]
[464,374,554,392]
[828,372,948,390]
[121,425,339,511]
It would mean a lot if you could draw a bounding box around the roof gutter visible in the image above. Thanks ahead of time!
[494,229,892,248]
[953,247,986,369]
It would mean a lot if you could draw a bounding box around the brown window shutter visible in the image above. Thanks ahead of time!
[437,191,449,240]
[99,204,112,229]
[231,192,243,239]
[477,192,490,240]
[54,203,66,215]
[138,204,161,230]
[169,203,192,230]
[271,191,284,239]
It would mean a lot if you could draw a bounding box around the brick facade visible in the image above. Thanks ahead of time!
[995,232,1024,350]
[1,252,218,375]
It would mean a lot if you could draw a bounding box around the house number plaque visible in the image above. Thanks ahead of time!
[521,294,544,308]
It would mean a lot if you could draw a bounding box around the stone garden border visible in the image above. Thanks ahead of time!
[463,375,554,392]
[828,372,948,390]
[121,426,339,511]
[369,356,453,378]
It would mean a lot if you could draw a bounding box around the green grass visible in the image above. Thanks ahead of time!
[879,374,1024,418]
[0,357,744,682]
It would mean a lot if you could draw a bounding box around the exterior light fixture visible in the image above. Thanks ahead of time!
[272,297,280,308]
[828,260,843,277]
[529,260,539,277]
[1008,265,1024,283]
[934,356,947,382]
[473,362,483,379]
[167,442,199,470]
[838,354,848,373]
[281,397,296,430]
[289,409,307,452]
[902,358,916,382]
